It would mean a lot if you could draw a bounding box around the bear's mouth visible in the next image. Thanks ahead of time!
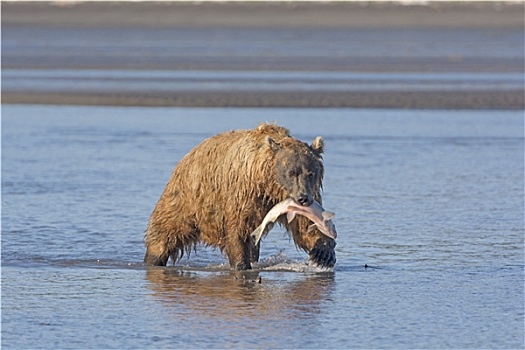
[293,194,313,207]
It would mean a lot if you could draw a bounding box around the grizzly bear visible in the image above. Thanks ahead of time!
[144,123,336,270]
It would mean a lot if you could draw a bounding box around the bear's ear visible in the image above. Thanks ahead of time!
[311,136,324,156]
[265,136,281,152]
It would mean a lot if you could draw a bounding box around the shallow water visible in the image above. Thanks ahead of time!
[4,69,523,94]
[3,26,523,71]
[2,106,524,349]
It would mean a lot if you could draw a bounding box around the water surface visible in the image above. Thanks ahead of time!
[2,106,524,349]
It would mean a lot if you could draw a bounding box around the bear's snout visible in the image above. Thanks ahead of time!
[296,193,313,206]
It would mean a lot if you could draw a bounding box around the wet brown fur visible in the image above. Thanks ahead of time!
[144,123,329,269]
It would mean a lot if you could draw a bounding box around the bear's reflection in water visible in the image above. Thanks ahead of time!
[145,268,335,321]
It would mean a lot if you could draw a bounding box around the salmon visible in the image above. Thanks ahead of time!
[251,198,337,245]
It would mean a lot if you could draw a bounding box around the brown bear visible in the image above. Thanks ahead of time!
[144,123,336,270]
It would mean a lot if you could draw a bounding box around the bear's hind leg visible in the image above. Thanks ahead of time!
[144,243,169,266]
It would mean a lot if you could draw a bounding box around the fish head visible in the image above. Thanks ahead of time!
[267,135,324,207]
[327,221,337,239]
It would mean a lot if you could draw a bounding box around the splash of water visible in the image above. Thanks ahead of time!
[253,249,335,273]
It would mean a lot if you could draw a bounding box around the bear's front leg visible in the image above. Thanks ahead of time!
[225,235,252,270]
[291,218,337,268]
[249,237,260,265]
[308,236,336,268]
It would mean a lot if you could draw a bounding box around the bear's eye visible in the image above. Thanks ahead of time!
[288,170,296,177]
[308,172,314,179]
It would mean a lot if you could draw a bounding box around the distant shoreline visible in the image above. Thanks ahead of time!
[4,90,523,109]
[3,1,523,28]
[3,1,524,109]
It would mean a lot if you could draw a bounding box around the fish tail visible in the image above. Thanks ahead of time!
[250,225,264,245]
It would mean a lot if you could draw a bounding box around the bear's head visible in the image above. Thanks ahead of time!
[266,135,324,206]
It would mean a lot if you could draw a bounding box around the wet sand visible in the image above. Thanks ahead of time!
[3,90,523,109]
[2,1,524,108]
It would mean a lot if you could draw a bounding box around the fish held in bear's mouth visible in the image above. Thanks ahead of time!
[251,198,337,245]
